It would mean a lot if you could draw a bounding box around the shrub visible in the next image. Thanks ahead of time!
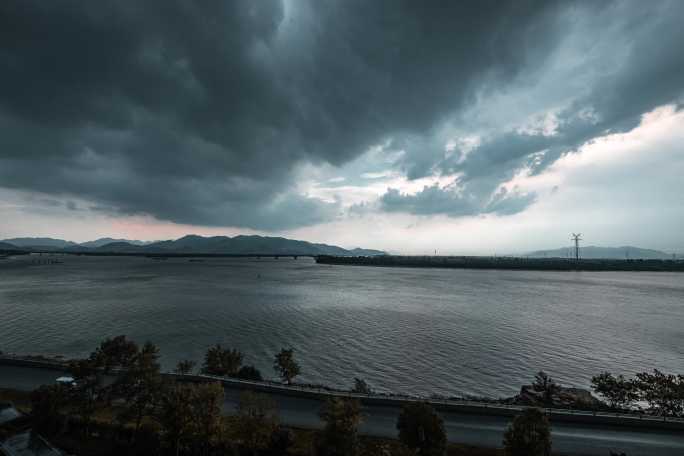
[503,408,552,456]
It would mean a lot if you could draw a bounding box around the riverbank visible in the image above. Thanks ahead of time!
[316,255,684,272]
[2,356,683,432]
[0,387,504,456]
[3,366,684,456]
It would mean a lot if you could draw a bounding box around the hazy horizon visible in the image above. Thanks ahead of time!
[2,232,683,258]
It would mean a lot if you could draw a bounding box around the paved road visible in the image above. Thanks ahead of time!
[3,365,684,456]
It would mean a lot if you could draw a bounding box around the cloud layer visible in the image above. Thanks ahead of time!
[1,1,683,232]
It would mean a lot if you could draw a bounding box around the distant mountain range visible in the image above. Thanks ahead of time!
[525,245,679,260]
[3,237,678,259]
[0,235,386,256]
[78,238,151,248]
[0,241,22,250]
[3,237,78,249]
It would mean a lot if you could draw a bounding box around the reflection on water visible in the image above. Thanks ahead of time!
[1,255,682,398]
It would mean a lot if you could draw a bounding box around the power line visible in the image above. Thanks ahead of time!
[571,233,582,261]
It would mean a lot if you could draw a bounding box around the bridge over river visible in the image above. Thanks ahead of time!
[4,250,315,260]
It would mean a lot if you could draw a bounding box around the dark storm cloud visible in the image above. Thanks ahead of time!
[381,185,478,217]
[380,182,535,217]
[0,1,682,227]
[384,1,684,217]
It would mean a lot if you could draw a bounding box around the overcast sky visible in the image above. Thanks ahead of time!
[1,1,683,253]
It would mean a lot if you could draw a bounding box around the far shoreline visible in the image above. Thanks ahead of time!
[316,254,684,272]
[4,352,684,432]
[4,250,684,272]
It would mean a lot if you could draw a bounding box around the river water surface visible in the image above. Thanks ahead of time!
[0,255,682,398]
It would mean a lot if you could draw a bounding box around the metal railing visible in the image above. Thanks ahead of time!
[3,356,682,426]
[171,372,684,425]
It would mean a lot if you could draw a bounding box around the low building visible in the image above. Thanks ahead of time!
[1,430,63,456]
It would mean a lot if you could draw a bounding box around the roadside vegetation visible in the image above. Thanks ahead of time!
[591,370,684,416]
[1,336,682,456]
[502,408,551,456]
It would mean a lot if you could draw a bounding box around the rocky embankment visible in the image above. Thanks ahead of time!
[0,354,605,411]
[504,384,604,409]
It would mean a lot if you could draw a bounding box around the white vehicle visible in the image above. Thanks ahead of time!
[55,376,75,386]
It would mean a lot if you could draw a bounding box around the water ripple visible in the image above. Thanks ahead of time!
[1,256,683,397]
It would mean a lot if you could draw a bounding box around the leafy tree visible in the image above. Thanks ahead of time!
[273,348,300,384]
[90,335,138,372]
[157,382,224,456]
[118,342,162,440]
[502,408,552,456]
[234,390,279,454]
[267,428,294,455]
[591,372,638,409]
[157,384,195,456]
[66,336,138,436]
[174,359,197,375]
[202,344,244,377]
[533,371,559,405]
[634,370,683,417]
[319,397,363,456]
[131,422,162,456]
[359,440,396,456]
[352,378,372,394]
[86,335,140,408]
[236,365,264,381]
[31,384,69,435]
[68,358,101,436]
[396,402,447,456]
[189,381,225,455]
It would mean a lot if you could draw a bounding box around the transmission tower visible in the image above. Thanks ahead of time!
[571,233,582,260]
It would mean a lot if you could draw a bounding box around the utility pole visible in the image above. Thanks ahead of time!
[571,233,582,260]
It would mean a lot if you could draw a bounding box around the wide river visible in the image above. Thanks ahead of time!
[1,255,682,398]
